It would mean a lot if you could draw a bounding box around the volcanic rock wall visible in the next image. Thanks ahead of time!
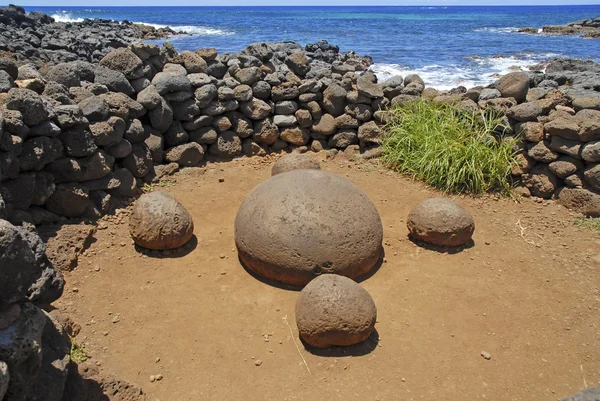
[1,37,600,225]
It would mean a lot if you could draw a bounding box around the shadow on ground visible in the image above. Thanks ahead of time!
[134,234,198,259]
[301,329,380,357]
[238,247,386,291]
[408,234,475,254]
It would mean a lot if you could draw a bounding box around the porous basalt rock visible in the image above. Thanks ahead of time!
[407,198,475,247]
[295,274,377,348]
[129,191,194,250]
[271,153,321,176]
[235,169,383,286]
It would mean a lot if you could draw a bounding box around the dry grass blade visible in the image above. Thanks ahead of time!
[282,315,311,375]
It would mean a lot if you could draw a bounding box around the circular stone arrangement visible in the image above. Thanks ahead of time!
[295,274,377,348]
[234,169,383,286]
[129,191,194,250]
[271,153,321,176]
[407,198,475,247]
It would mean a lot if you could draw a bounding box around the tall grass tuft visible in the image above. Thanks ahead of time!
[381,100,518,194]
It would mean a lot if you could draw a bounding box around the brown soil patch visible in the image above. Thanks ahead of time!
[54,154,600,401]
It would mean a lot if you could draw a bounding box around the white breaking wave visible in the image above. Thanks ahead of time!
[49,11,234,36]
[50,12,85,23]
[475,27,520,34]
[133,22,234,36]
[371,53,563,91]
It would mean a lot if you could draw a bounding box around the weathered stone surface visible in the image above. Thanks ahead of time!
[181,51,208,74]
[545,117,580,140]
[522,165,560,199]
[165,142,205,167]
[28,311,71,401]
[208,131,242,158]
[98,92,145,120]
[136,85,162,110]
[527,141,559,163]
[584,163,600,192]
[235,169,383,286]
[239,98,271,120]
[144,100,171,136]
[273,115,297,127]
[129,191,194,250]
[357,121,382,144]
[496,72,529,103]
[280,126,310,146]
[0,303,45,401]
[38,224,96,272]
[189,126,218,145]
[62,360,147,401]
[271,153,320,176]
[253,118,279,145]
[234,67,262,86]
[557,187,600,218]
[152,72,191,95]
[357,75,383,98]
[311,114,337,136]
[296,274,377,348]
[582,140,600,162]
[99,48,143,79]
[78,96,109,122]
[285,52,310,77]
[93,66,134,95]
[322,83,347,117]
[515,121,544,142]
[89,116,125,147]
[0,220,39,309]
[407,198,475,247]
[4,88,50,126]
[549,156,583,179]
[328,129,358,148]
[122,143,153,178]
[46,183,89,217]
[549,136,583,159]
[577,109,600,142]
[19,137,63,171]
[573,98,600,112]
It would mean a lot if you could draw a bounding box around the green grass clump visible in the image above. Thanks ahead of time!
[381,100,519,194]
[70,340,88,363]
[574,217,600,231]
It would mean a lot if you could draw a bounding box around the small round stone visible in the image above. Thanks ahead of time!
[295,274,377,348]
[407,198,475,247]
[129,192,194,250]
[271,153,321,176]
[235,169,383,286]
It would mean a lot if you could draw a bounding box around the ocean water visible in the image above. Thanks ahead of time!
[23,5,600,90]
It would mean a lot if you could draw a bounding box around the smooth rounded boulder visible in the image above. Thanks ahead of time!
[271,153,321,176]
[295,274,377,348]
[407,198,475,247]
[235,169,383,286]
[129,192,194,250]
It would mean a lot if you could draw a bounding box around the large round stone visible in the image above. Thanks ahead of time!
[235,169,383,286]
[407,198,475,247]
[271,153,321,176]
[295,274,377,348]
[129,192,194,250]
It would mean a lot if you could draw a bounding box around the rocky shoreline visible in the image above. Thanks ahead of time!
[519,15,600,38]
[1,5,600,400]
[0,4,186,67]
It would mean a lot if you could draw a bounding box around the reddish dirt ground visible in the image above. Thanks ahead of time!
[54,153,600,401]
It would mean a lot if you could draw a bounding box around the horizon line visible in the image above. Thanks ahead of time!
[17,3,600,6]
